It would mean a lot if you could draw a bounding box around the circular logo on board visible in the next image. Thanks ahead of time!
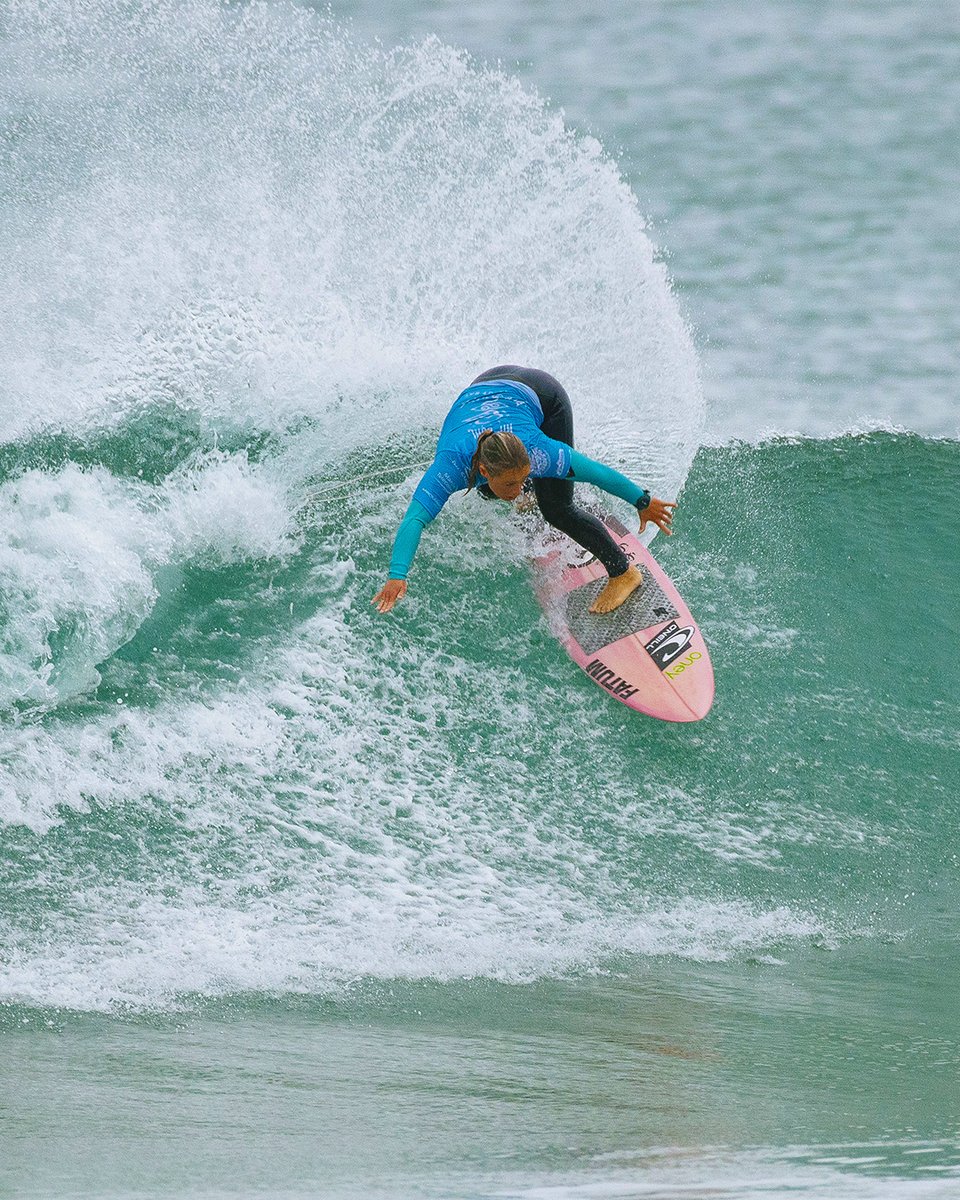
[644,622,695,671]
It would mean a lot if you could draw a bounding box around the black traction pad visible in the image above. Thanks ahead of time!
[565,572,679,656]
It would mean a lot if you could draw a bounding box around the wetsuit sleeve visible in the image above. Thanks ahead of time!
[388,455,464,579]
[567,448,650,509]
[388,499,435,580]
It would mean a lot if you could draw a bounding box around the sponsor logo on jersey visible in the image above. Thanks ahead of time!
[644,621,695,671]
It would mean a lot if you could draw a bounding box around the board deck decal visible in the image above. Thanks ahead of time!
[644,621,695,670]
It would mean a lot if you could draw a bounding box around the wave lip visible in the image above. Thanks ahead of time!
[0,453,295,708]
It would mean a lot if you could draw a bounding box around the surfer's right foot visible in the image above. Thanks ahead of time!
[589,565,643,613]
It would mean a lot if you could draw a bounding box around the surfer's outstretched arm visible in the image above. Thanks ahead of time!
[566,449,676,535]
[373,459,453,614]
[372,499,434,613]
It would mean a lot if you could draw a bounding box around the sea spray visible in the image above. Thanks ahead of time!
[1,0,701,473]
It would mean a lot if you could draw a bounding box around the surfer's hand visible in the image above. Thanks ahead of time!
[372,579,407,613]
[639,497,676,536]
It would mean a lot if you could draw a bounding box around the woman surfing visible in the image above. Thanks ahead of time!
[372,366,676,615]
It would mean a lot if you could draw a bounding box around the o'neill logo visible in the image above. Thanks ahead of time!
[644,621,695,671]
[585,659,638,700]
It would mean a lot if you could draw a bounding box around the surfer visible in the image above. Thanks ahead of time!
[372,366,676,615]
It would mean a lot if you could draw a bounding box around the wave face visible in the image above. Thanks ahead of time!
[2,423,957,1012]
[0,2,957,1018]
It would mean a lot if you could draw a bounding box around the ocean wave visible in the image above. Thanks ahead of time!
[698,421,960,450]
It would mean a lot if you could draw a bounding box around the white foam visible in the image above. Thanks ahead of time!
[0,454,296,707]
[0,2,814,1014]
[500,1144,960,1199]
[1,0,701,491]
[0,601,831,1011]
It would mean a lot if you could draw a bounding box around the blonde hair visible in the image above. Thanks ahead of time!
[467,430,530,492]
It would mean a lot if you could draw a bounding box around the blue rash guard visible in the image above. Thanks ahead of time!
[388,379,650,580]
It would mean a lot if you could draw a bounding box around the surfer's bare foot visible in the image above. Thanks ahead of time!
[589,565,643,613]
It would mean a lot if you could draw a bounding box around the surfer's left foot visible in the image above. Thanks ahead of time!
[589,565,643,613]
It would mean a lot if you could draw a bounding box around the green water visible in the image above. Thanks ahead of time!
[3,433,958,1197]
[2,951,958,1198]
[2,1,959,1196]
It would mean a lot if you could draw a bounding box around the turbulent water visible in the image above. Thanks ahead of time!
[1,2,958,1198]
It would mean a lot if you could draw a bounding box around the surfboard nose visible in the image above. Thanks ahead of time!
[651,650,716,722]
[595,628,714,722]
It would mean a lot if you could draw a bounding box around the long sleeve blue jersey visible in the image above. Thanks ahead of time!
[387,379,650,580]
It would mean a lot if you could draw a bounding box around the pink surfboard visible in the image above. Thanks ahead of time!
[531,511,715,722]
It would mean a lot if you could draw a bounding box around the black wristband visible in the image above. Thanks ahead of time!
[635,489,651,513]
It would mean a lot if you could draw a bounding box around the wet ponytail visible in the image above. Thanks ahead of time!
[466,429,530,492]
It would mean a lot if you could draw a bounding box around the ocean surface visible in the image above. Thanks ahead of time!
[1,2,958,1197]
